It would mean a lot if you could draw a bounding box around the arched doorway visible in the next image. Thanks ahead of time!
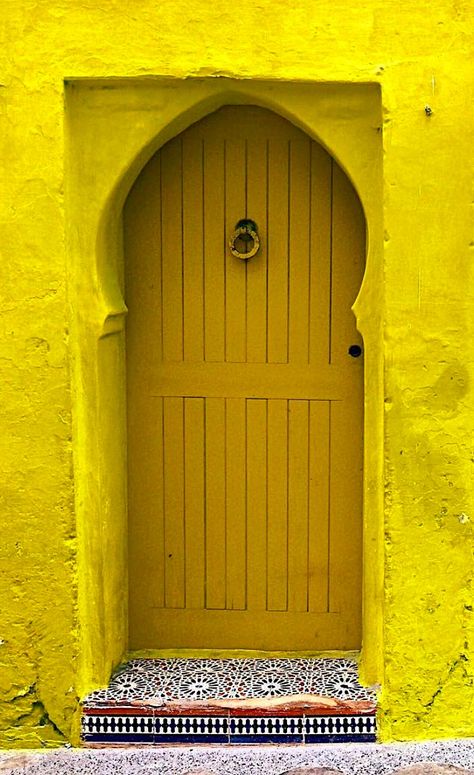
[124,105,365,651]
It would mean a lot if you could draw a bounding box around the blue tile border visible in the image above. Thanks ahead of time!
[305,734,376,743]
[82,733,155,744]
[154,734,230,744]
[229,718,304,734]
[155,716,228,734]
[82,712,376,745]
[229,734,304,744]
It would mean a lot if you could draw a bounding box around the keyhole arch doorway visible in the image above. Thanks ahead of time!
[124,103,366,652]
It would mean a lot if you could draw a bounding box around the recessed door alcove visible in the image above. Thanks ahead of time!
[65,79,383,696]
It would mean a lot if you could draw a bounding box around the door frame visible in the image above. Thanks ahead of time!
[65,78,384,698]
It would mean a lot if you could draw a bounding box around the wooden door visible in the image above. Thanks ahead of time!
[125,106,365,651]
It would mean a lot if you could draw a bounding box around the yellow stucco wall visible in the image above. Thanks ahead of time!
[1,0,473,747]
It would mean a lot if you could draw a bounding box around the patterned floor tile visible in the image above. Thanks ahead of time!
[247,670,306,697]
[83,657,377,706]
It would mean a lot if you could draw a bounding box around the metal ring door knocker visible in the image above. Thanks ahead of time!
[229,219,260,260]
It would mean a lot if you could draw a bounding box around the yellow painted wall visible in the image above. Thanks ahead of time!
[1,0,473,747]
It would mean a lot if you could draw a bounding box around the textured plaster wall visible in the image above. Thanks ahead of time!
[1,0,473,748]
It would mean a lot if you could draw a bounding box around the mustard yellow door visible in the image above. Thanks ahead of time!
[125,105,365,651]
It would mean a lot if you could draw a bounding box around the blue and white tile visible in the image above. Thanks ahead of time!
[83,657,376,707]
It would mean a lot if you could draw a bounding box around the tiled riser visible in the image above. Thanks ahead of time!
[82,714,376,745]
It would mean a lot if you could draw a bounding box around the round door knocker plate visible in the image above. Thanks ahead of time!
[229,219,260,260]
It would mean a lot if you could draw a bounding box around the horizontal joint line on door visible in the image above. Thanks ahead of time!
[150,607,343,614]
[151,395,343,402]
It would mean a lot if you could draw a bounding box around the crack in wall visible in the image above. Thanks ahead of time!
[422,651,471,711]
[0,681,71,746]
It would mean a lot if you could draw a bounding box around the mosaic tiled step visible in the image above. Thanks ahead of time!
[83,658,377,704]
[81,658,377,745]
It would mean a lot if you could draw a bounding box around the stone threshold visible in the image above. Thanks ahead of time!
[2,741,474,775]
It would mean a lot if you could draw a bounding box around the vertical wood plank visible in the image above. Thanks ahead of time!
[330,162,366,364]
[267,139,289,363]
[184,398,205,609]
[205,397,226,608]
[329,159,364,625]
[124,150,163,369]
[203,135,226,362]
[125,151,165,626]
[267,399,288,611]
[128,397,165,620]
[225,138,247,362]
[288,138,311,364]
[163,396,185,607]
[225,398,247,609]
[309,144,332,365]
[246,139,268,362]
[308,400,330,612]
[161,137,184,361]
[328,400,362,623]
[288,399,309,612]
[182,134,204,362]
[246,399,267,611]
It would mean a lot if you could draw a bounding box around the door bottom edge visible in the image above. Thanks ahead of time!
[126,648,361,660]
